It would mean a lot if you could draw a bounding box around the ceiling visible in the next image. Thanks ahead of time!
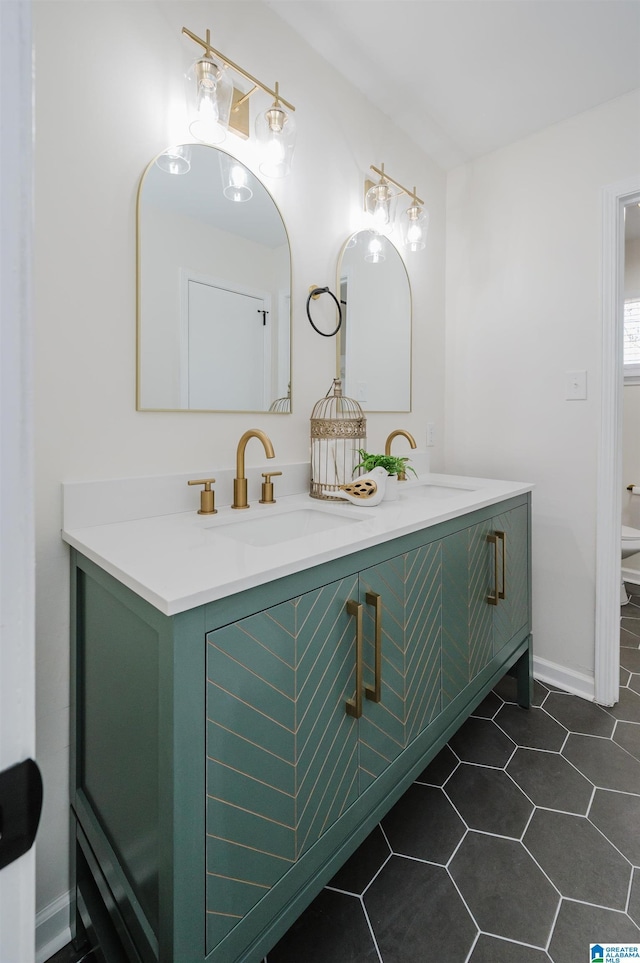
[265,0,640,170]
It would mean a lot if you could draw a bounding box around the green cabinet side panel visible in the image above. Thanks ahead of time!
[205,575,359,954]
[78,571,160,937]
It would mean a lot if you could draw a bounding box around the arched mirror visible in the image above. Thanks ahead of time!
[137,144,291,412]
[337,230,411,412]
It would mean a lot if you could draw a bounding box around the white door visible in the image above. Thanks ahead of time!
[0,1,38,960]
[187,280,268,410]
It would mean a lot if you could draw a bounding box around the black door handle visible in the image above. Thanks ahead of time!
[0,758,43,870]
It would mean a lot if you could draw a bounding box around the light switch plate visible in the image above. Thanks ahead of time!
[566,370,587,401]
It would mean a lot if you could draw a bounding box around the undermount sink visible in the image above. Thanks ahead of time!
[400,482,477,500]
[208,506,368,547]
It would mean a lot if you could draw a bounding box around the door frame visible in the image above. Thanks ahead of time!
[0,0,36,958]
[595,176,640,705]
[179,270,272,410]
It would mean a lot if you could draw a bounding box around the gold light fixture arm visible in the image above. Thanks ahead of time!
[182,26,296,113]
[369,164,424,206]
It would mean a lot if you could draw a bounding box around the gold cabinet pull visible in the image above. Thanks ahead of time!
[486,533,499,605]
[345,599,363,718]
[365,591,382,703]
[496,531,506,600]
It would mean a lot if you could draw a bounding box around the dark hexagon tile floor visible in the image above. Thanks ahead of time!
[495,703,568,750]
[449,832,559,947]
[380,783,465,864]
[506,746,594,814]
[588,787,640,865]
[447,715,516,766]
[364,857,477,963]
[445,762,533,837]
[613,719,640,761]
[53,616,640,963]
[467,934,552,962]
[259,643,640,963]
[548,900,640,963]
[543,691,616,737]
[523,809,631,909]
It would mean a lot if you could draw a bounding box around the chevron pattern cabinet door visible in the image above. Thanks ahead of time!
[468,517,495,682]
[358,556,407,787]
[492,504,529,655]
[358,544,442,790]
[441,529,471,708]
[404,542,442,744]
[205,575,359,952]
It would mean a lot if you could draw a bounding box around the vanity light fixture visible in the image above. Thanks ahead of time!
[182,26,296,176]
[255,83,296,178]
[155,145,191,175]
[219,153,253,202]
[400,191,428,252]
[365,164,428,252]
[365,235,386,263]
[364,164,397,235]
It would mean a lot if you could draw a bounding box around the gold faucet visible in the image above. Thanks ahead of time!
[232,429,275,509]
[384,429,417,480]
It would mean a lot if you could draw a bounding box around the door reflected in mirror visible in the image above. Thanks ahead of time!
[137,145,292,412]
[337,230,411,412]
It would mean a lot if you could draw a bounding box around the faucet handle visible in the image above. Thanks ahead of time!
[187,477,217,515]
[259,471,282,505]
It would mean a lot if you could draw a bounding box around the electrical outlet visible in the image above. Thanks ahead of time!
[357,381,367,402]
[426,423,435,447]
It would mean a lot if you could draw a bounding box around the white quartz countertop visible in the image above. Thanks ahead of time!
[62,473,532,616]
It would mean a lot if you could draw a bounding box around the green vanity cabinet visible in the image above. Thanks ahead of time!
[71,492,532,963]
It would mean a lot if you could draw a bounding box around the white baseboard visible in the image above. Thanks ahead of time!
[36,890,71,963]
[534,655,595,702]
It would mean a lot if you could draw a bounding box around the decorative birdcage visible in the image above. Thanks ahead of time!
[310,379,367,500]
[268,383,291,413]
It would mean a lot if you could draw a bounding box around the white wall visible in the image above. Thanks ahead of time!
[33,0,446,951]
[446,90,640,689]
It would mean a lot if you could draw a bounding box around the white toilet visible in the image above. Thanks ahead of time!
[621,526,640,604]
[622,525,640,558]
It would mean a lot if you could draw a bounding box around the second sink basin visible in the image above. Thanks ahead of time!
[400,483,477,500]
[208,506,369,547]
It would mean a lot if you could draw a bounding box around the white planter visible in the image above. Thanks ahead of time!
[383,473,398,501]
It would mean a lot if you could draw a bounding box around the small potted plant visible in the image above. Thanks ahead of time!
[354,449,417,500]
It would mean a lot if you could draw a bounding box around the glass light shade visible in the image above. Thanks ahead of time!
[365,180,396,235]
[155,145,191,175]
[400,202,428,252]
[219,153,253,202]
[255,103,296,178]
[365,235,386,263]
[186,56,233,144]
